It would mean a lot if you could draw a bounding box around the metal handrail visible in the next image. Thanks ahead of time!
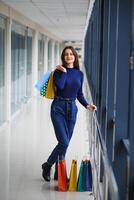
[92,112,119,200]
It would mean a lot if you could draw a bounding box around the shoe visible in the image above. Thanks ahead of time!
[42,162,52,182]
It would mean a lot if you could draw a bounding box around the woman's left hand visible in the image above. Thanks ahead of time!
[86,104,97,112]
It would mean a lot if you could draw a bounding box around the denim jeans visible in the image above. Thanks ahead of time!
[47,97,78,165]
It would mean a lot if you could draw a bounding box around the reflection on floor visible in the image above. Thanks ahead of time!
[0,97,94,200]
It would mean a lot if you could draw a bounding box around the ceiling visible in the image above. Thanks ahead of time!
[2,0,90,42]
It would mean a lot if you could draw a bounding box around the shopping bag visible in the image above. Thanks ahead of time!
[85,160,92,191]
[77,161,86,191]
[45,72,55,99]
[77,160,92,192]
[35,71,55,99]
[58,159,68,192]
[35,71,51,91]
[68,160,77,191]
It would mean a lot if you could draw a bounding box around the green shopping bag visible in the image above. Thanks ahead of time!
[77,161,86,191]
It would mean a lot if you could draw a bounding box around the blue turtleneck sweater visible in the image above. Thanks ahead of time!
[53,68,88,108]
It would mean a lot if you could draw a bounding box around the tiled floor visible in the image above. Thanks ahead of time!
[0,96,94,200]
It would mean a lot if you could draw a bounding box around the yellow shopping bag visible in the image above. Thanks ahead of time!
[45,72,55,99]
[68,160,77,191]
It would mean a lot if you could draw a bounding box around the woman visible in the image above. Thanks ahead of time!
[42,46,97,182]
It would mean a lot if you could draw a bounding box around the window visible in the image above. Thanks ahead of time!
[11,22,33,114]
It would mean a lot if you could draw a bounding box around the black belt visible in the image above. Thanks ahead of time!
[54,96,76,102]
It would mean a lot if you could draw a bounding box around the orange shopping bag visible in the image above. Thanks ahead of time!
[58,159,68,191]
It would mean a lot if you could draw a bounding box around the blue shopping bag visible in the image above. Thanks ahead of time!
[85,160,92,191]
[35,71,51,91]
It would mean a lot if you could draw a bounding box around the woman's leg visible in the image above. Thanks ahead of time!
[47,111,69,165]
[66,101,78,141]
[42,100,78,181]
[47,101,78,164]
[53,113,77,180]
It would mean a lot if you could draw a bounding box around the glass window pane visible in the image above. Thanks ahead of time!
[11,22,26,114]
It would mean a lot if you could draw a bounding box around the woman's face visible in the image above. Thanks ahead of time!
[64,48,75,66]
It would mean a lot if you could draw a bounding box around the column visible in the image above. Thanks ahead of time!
[51,40,55,70]
[56,43,60,64]
[32,30,38,96]
[5,18,12,121]
[44,36,49,72]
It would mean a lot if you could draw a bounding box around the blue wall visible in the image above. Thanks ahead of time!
[84,0,133,199]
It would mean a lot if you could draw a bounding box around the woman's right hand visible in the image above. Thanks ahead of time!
[56,65,67,73]
[86,104,97,112]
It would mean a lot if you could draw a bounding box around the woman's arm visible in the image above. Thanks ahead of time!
[77,72,89,107]
[53,65,67,90]
[77,72,97,112]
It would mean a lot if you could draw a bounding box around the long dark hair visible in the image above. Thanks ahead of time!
[61,46,80,69]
